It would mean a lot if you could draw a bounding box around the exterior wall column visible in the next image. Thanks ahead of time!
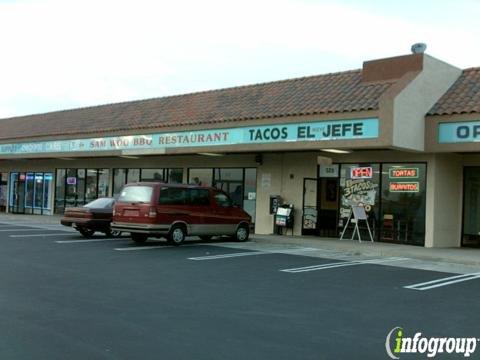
[425,154,463,247]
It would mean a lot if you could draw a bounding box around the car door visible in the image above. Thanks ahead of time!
[210,190,237,235]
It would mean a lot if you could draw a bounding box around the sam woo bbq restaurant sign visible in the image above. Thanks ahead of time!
[0,118,379,156]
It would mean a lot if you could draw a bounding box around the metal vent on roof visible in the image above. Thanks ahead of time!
[411,43,427,54]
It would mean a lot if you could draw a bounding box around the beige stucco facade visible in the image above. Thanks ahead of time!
[0,52,479,248]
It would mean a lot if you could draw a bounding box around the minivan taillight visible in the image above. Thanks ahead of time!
[112,207,116,216]
[149,207,157,218]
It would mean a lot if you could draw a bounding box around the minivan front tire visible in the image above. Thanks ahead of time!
[131,233,148,243]
[168,225,186,246]
[234,224,249,242]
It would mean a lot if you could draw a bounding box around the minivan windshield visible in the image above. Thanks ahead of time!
[118,186,153,203]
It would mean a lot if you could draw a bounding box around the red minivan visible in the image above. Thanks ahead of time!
[111,182,252,245]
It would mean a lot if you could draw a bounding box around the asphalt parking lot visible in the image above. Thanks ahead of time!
[1,220,479,360]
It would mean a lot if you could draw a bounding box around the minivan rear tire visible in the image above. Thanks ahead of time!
[131,233,148,243]
[234,224,249,242]
[168,225,186,246]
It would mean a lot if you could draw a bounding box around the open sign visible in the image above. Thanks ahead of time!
[350,167,373,179]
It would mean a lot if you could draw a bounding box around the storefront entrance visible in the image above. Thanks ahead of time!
[301,177,339,237]
[462,167,480,247]
[0,173,6,212]
[302,163,427,245]
[8,172,53,215]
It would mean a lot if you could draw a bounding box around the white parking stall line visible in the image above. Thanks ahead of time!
[189,251,267,260]
[404,272,480,291]
[0,228,40,232]
[280,257,409,273]
[56,238,127,244]
[115,245,175,251]
[10,233,72,238]
[114,243,199,251]
[188,247,321,261]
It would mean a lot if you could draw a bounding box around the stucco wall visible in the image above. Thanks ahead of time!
[392,55,461,151]
[425,154,463,247]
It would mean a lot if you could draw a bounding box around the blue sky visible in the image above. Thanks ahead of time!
[0,0,478,118]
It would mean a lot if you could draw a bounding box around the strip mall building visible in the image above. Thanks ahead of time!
[1,52,480,248]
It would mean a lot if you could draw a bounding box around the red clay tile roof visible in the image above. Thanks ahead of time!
[429,67,480,116]
[0,69,395,141]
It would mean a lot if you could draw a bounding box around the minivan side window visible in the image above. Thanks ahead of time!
[118,186,153,203]
[214,192,233,208]
[159,187,187,205]
[189,189,210,206]
[159,187,210,206]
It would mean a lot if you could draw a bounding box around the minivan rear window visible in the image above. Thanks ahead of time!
[118,186,153,203]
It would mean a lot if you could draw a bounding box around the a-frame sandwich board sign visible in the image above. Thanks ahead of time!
[339,205,374,243]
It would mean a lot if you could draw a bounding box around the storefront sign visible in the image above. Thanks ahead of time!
[0,118,379,156]
[388,168,418,179]
[319,165,339,178]
[350,167,373,179]
[389,182,419,192]
[438,121,480,143]
[66,177,77,185]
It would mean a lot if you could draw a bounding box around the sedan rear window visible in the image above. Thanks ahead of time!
[84,198,115,208]
[118,186,153,203]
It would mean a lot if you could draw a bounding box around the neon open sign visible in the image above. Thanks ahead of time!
[350,167,373,179]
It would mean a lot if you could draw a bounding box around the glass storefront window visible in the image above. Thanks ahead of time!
[85,169,98,203]
[141,169,164,182]
[339,164,380,231]
[214,168,244,207]
[55,169,66,214]
[8,172,53,215]
[127,169,141,184]
[380,163,426,246]
[113,169,127,197]
[243,168,257,223]
[77,169,86,206]
[0,173,6,212]
[25,172,35,214]
[98,169,109,198]
[65,168,77,207]
[168,168,183,184]
[55,168,111,212]
[189,169,213,186]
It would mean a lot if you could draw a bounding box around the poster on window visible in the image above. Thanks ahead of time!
[339,177,378,219]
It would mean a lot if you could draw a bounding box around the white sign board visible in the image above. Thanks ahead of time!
[319,164,339,178]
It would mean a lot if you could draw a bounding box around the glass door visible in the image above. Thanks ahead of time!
[317,178,340,237]
[463,167,480,247]
[9,172,26,214]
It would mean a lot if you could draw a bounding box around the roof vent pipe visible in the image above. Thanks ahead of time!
[411,43,427,54]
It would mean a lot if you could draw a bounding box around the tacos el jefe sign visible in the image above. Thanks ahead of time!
[0,118,379,156]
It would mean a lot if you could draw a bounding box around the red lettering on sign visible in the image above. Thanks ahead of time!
[389,182,419,192]
[350,167,373,179]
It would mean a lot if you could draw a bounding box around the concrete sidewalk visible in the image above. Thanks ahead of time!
[0,213,63,224]
[251,234,480,267]
[1,213,479,267]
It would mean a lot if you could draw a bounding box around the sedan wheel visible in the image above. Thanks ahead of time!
[79,228,95,238]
